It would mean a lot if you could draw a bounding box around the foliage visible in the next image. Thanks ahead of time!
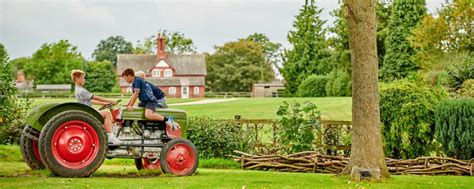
[133,30,197,55]
[187,117,255,159]
[8,57,33,79]
[281,0,331,96]
[243,33,283,74]
[0,44,32,144]
[459,79,474,98]
[296,75,328,97]
[24,40,84,85]
[434,99,474,159]
[380,79,447,159]
[325,69,351,96]
[276,101,321,154]
[445,54,474,91]
[381,0,427,82]
[92,36,133,66]
[84,60,116,92]
[205,40,274,92]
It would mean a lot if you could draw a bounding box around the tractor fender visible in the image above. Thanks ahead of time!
[26,102,104,131]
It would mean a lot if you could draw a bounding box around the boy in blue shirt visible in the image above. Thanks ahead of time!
[122,68,178,129]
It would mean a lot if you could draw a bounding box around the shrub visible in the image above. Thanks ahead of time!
[296,75,328,97]
[380,79,447,159]
[446,55,474,90]
[459,79,474,98]
[326,69,351,96]
[187,117,255,159]
[276,101,321,154]
[435,99,474,159]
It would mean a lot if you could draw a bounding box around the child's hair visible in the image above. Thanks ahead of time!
[71,69,85,82]
[121,68,135,77]
[135,71,145,79]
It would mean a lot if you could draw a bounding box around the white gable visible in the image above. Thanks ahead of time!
[155,59,169,67]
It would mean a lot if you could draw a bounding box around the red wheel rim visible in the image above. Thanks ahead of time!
[32,140,42,162]
[166,125,182,139]
[143,158,161,170]
[51,120,100,169]
[165,143,196,176]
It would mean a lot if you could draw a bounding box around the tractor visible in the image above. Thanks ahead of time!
[20,101,198,177]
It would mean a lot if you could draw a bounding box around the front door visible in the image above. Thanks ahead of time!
[181,86,189,99]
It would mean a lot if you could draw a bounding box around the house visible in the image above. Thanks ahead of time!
[252,80,285,97]
[116,34,207,98]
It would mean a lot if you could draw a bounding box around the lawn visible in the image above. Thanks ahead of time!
[0,145,472,189]
[27,97,352,121]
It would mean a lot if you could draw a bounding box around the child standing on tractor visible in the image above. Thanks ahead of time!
[122,68,179,129]
[71,69,121,144]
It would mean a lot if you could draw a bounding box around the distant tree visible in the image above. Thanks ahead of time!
[381,0,426,82]
[25,40,84,85]
[206,40,274,92]
[92,36,133,66]
[243,33,283,73]
[84,60,116,93]
[0,44,16,125]
[9,57,33,79]
[133,30,197,55]
[281,0,331,96]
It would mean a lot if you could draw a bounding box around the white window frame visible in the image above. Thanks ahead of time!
[193,87,200,95]
[152,69,161,77]
[164,69,172,77]
[169,87,176,95]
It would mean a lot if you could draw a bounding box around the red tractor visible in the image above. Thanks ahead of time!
[20,102,198,177]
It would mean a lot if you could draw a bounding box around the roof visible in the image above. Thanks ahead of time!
[120,77,205,87]
[116,54,206,76]
[253,80,285,87]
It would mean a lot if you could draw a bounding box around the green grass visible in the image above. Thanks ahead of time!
[175,97,352,121]
[0,145,473,189]
[27,97,352,120]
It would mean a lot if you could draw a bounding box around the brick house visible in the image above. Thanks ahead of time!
[116,34,206,98]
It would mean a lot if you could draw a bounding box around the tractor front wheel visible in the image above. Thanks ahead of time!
[160,138,198,176]
[38,110,107,177]
[135,158,161,170]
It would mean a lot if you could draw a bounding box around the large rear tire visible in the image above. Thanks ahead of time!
[160,138,198,176]
[39,110,107,177]
[20,125,45,170]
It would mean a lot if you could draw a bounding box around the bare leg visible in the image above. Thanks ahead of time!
[100,111,113,133]
[144,109,165,121]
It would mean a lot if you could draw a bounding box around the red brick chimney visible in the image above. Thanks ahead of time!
[157,33,167,59]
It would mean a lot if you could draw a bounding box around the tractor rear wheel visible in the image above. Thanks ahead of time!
[160,138,198,176]
[39,110,107,177]
[20,125,45,170]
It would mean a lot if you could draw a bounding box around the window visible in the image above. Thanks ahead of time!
[152,69,161,77]
[164,69,172,77]
[169,87,176,95]
[193,87,200,95]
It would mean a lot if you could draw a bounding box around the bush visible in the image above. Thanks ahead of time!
[187,117,255,159]
[446,55,474,90]
[276,101,321,154]
[380,80,447,159]
[296,75,328,97]
[326,69,351,96]
[459,79,474,98]
[435,99,474,159]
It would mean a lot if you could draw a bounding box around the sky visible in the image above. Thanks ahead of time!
[1,0,445,60]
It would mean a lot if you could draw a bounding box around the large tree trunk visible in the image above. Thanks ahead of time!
[342,0,389,180]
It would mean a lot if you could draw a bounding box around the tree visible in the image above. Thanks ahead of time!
[92,36,133,66]
[133,30,197,55]
[243,33,283,74]
[206,40,274,92]
[84,60,116,93]
[25,40,84,85]
[343,0,389,180]
[380,0,426,82]
[281,0,331,96]
[9,57,33,79]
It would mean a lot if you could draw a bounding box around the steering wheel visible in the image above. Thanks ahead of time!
[98,100,122,111]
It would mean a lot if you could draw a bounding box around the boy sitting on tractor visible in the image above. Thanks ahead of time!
[135,71,168,108]
[71,69,121,144]
[121,68,179,129]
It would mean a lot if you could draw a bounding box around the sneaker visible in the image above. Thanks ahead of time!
[165,115,180,130]
[107,133,121,144]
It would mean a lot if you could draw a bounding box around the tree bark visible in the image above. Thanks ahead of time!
[342,0,390,179]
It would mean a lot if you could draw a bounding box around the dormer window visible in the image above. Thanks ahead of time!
[152,69,161,77]
[164,69,172,77]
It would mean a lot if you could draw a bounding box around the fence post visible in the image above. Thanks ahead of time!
[272,122,277,147]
